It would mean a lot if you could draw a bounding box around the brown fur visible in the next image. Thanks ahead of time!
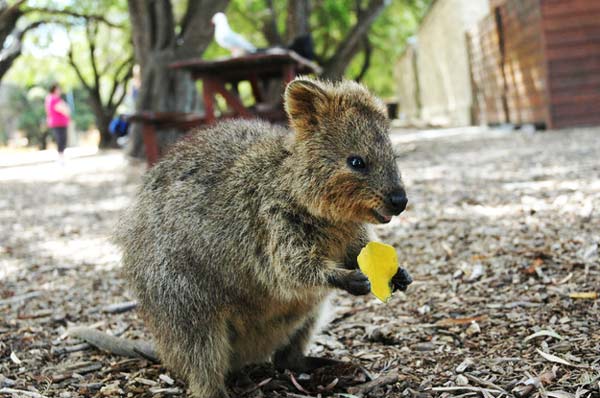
[116,78,406,397]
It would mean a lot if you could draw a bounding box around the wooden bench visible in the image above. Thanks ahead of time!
[127,112,206,167]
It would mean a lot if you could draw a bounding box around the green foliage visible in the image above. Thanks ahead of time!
[2,0,432,136]
[350,0,431,97]
[7,85,47,148]
[70,87,96,130]
[217,0,432,97]
[0,83,95,148]
[3,0,130,143]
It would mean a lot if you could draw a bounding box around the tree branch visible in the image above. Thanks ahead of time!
[0,0,24,46]
[107,56,134,109]
[21,7,123,28]
[85,22,101,95]
[262,0,283,45]
[110,70,132,112]
[322,0,390,80]
[354,37,372,82]
[176,0,229,58]
[66,36,91,92]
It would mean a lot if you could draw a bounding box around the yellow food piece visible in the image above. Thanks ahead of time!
[357,242,398,303]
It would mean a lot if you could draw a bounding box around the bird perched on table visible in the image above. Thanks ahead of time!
[211,12,256,57]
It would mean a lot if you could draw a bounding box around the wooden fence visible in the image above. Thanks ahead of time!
[467,0,600,128]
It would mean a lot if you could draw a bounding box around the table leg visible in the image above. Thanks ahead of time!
[282,65,296,84]
[212,79,253,118]
[142,123,159,167]
[249,74,264,103]
[203,79,216,124]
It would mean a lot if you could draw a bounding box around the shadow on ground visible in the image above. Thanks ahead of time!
[0,128,599,397]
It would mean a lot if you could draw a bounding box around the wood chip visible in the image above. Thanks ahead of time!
[148,387,182,394]
[465,321,481,336]
[0,291,41,306]
[431,386,503,394]
[455,358,474,373]
[435,315,487,327]
[347,373,399,395]
[9,351,21,365]
[0,388,47,398]
[159,374,174,385]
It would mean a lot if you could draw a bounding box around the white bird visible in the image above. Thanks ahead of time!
[211,12,256,56]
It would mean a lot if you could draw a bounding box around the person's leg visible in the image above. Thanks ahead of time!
[55,127,67,154]
[53,127,67,164]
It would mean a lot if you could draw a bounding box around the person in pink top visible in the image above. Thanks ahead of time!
[45,84,71,160]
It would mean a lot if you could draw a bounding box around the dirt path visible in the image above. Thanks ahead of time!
[1,127,599,397]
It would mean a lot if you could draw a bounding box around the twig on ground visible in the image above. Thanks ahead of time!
[68,327,158,362]
[102,301,138,314]
[431,386,504,394]
[347,373,399,395]
[512,369,557,398]
[464,373,508,394]
[0,388,48,398]
[0,291,41,306]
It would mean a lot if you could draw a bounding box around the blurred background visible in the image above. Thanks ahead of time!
[1,0,598,162]
[1,2,599,397]
[0,0,430,159]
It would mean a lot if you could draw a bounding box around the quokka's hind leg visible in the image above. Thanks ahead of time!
[153,317,232,398]
[273,312,344,372]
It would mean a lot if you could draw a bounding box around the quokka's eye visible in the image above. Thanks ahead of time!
[347,156,366,171]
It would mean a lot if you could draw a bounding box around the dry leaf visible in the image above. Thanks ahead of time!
[547,391,575,398]
[9,352,21,365]
[524,330,563,342]
[536,349,573,366]
[569,292,598,300]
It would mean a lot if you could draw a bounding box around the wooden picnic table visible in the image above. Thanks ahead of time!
[130,49,320,166]
[169,48,322,124]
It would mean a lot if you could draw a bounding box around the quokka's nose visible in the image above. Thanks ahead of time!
[387,190,408,214]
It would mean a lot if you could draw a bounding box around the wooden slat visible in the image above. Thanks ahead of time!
[468,0,600,128]
[542,13,600,32]
[466,14,508,125]
[541,1,600,18]
[546,43,600,60]
[542,0,600,127]
[552,113,600,128]
[500,0,547,125]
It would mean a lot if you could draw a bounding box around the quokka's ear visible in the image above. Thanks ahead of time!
[284,78,330,137]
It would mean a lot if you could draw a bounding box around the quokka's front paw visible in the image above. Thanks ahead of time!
[392,267,412,292]
[329,270,371,295]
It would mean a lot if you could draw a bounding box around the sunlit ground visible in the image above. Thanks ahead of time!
[0,126,599,397]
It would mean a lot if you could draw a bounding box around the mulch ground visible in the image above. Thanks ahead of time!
[1,127,599,398]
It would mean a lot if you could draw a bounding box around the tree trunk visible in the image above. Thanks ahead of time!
[286,0,310,43]
[88,94,118,149]
[126,0,228,159]
[321,0,389,81]
[0,1,24,81]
